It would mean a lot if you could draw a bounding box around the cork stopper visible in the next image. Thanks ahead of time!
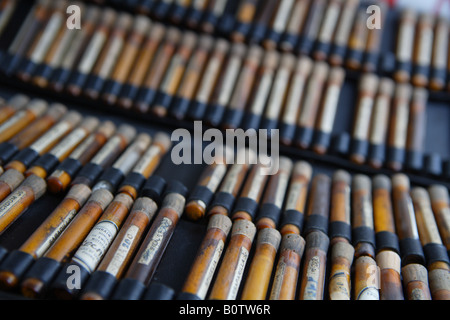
[392,174,410,190]
[333,170,351,185]
[395,83,413,101]
[101,8,117,27]
[329,67,346,84]
[84,5,101,23]
[66,183,92,206]
[46,103,68,120]
[131,196,158,221]
[418,12,434,25]
[280,233,306,255]
[133,15,151,35]
[181,31,198,49]
[247,45,264,64]
[198,34,214,51]
[115,12,133,32]
[166,27,182,44]
[37,0,51,7]
[256,228,281,250]
[296,56,313,75]
[411,187,429,203]
[61,111,82,128]
[372,174,391,191]
[152,132,172,153]
[96,120,116,139]
[89,188,114,211]
[401,8,418,22]
[149,22,166,41]
[230,42,247,58]
[278,156,294,174]
[378,78,395,97]
[402,263,429,285]
[21,175,47,200]
[353,174,371,191]
[428,269,450,295]
[428,185,449,203]
[52,0,68,12]
[360,73,379,94]
[412,87,429,104]
[231,219,256,241]
[113,193,134,210]
[162,193,186,218]
[263,50,280,70]
[305,230,330,251]
[80,116,100,133]
[280,53,296,70]
[330,241,355,263]
[215,38,230,54]
[132,133,152,151]
[7,94,29,111]
[208,214,232,235]
[0,169,25,191]
[292,161,313,181]
[376,250,401,274]
[116,124,137,144]
[27,99,48,117]
[312,61,329,81]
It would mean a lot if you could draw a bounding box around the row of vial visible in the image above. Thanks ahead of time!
[0,1,439,175]
[0,99,448,299]
[86,0,450,91]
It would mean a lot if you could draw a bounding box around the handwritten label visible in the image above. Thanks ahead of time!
[138,217,172,265]
[105,225,140,276]
[73,220,118,272]
[302,256,321,300]
[0,190,26,219]
[227,247,249,300]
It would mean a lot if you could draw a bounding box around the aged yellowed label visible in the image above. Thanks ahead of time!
[197,239,225,300]
[0,190,26,219]
[227,247,249,300]
[302,256,321,300]
[105,225,140,276]
[138,217,172,265]
[35,209,78,257]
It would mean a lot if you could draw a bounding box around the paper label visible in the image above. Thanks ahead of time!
[35,209,78,257]
[91,136,121,165]
[51,128,87,159]
[72,220,118,273]
[227,247,249,300]
[353,96,373,140]
[30,122,71,154]
[0,190,26,219]
[197,239,225,299]
[105,225,140,276]
[302,256,321,300]
[138,217,172,265]
[269,258,287,300]
[217,57,241,106]
[79,32,107,74]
